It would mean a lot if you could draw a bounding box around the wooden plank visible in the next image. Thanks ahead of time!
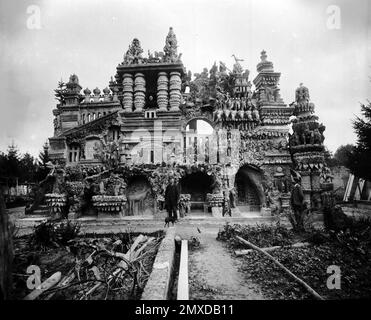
[235,242,310,256]
[177,240,189,300]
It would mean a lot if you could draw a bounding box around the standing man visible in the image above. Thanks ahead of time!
[290,178,305,230]
[165,177,180,221]
[222,191,232,217]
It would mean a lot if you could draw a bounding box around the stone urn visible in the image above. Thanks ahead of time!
[45,193,68,219]
[92,195,127,218]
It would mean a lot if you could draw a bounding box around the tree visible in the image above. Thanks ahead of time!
[19,153,37,183]
[348,102,371,181]
[333,144,354,167]
[4,143,21,187]
[36,142,50,181]
[54,80,66,104]
[323,147,338,167]
[38,142,50,169]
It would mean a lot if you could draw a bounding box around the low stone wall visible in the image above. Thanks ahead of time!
[141,227,176,300]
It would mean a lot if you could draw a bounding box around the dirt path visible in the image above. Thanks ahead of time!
[175,225,265,300]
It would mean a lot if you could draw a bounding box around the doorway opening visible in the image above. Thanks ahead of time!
[180,171,213,214]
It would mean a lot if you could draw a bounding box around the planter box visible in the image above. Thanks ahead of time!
[92,195,127,218]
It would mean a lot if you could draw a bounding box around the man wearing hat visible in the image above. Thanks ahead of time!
[290,177,305,230]
[165,177,180,221]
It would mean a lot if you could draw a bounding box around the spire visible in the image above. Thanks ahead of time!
[164,27,181,63]
[256,50,274,73]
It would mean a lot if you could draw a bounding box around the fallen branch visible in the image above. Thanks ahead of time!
[235,236,324,300]
[235,242,311,256]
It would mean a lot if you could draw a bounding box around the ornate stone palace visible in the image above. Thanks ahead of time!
[45,27,328,218]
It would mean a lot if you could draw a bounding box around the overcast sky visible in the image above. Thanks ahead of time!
[0,0,370,157]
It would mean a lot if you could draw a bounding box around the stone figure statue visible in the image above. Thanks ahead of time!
[123,38,144,65]
[313,128,323,144]
[309,129,315,145]
[219,61,228,76]
[235,98,241,110]
[264,86,275,102]
[252,107,260,121]
[228,97,233,110]
[246,108,253,121]
[295,83,310,103]
[294,132,300,146]
[241,97,247,110]
[302,124,311,145]
[232,54,244,74]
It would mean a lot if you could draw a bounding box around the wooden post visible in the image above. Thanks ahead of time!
[177,240,189,300]
[0,189,13,300]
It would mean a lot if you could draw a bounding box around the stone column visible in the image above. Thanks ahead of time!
[300,171,312,204]
[157,72,169,111]
[169,71,181,111]
[122,73,133,112]
[134,73,146,112]
[112,86,119,102]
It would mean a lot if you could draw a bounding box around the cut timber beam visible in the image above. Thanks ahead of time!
[177,240,189,300]
[235,242,310,256]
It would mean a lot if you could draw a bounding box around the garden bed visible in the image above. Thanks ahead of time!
[217,221,371,299]
[11,221,164,300]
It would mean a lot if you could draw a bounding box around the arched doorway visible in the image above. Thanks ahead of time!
[184,119,215,164]
[125,175,155,216]
[180,171,213,213]
[234,165,265,212]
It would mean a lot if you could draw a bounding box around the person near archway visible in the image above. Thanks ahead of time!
[222,190,232,217]
[165,177,180,221]
[290,178,305,230]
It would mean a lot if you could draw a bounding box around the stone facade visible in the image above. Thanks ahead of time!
[47,27,328,217]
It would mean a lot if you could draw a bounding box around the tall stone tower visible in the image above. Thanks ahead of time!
[289,84,326,208]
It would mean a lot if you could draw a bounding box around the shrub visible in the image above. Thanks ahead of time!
[30,220,80,248]
[56,220,81,246]
[217,222,295,248]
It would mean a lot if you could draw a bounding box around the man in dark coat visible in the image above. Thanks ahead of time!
[290,178,305,229]
[165,178,180,220]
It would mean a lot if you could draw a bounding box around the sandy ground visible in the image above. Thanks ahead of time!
[175,225,265,300]
[7,205,340,300]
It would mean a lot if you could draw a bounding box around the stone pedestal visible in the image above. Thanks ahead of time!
[211,206,223,218]
[45,193,67,219]
[92,195,127,218]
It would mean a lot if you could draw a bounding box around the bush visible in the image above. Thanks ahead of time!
[56,220,81,246]
[30,220,80,249]
[30,221,58,248]
[217,222,295,248]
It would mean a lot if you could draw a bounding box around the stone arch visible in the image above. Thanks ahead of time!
[183,116,216,131]
[179,169,214,211]
[233,164,265,211]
